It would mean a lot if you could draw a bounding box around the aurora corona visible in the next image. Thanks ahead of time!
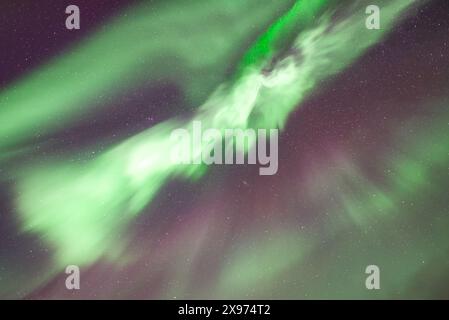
[0,0,448,300]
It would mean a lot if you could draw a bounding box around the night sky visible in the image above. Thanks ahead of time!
[0,0,449,299]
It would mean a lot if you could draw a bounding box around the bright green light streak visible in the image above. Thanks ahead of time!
[13,0,420,269]
[0,0,295,153]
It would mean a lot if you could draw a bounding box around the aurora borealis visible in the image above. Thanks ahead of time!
[0,0,448,299]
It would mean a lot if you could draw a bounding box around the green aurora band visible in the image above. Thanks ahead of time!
[3,0,445,298]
